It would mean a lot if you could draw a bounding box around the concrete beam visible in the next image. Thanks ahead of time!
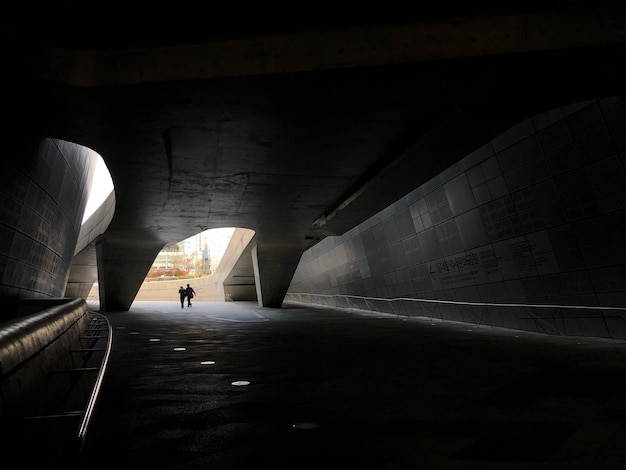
[34,7,626,87]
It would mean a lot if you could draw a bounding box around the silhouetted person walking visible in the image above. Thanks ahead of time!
[185,283,196,307]
[178,286,186,308]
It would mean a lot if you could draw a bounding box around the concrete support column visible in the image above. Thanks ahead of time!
[251,242,304,308]
[96,238,164,311]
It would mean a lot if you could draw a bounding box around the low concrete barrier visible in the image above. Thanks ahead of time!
[0,297,89,421]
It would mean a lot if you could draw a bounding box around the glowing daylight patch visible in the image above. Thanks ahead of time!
[231,380,250,386]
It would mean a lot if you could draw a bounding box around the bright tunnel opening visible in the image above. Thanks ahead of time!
[83,154,114,223]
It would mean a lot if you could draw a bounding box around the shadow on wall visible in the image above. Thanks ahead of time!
[287,96,626,340]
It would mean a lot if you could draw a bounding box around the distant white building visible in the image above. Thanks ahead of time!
[152,227,235,275]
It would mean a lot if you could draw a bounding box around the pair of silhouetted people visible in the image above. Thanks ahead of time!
[178,284,196,308]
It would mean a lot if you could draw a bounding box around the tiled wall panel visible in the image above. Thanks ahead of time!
[289,97,626,339]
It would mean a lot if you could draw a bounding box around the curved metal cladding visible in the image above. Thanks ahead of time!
[288,97,626,339]
[0,138,98,319]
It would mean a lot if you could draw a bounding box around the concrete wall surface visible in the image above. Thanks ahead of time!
[0,138,98,319]
[287,97,626,339]
[132,276,220,303]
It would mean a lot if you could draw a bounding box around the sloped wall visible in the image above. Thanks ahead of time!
[288,97,626,338]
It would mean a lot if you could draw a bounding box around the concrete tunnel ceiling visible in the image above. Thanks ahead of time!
[12,3,626,310]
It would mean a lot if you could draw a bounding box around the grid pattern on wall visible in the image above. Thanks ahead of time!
[288,97,626,336]
[0,138,98,308]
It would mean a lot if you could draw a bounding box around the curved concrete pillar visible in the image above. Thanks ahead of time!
[96,238,164,311]
[251,242,305,308]
[217,228,258,301]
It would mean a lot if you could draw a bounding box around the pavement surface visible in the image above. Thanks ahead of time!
[69,301,626,469]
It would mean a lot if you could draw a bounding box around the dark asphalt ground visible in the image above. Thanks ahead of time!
[70,301,626,469]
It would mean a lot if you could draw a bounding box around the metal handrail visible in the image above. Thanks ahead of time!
[77,312,112,446]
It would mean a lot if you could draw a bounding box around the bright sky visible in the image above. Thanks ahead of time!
[83,156,114,222]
